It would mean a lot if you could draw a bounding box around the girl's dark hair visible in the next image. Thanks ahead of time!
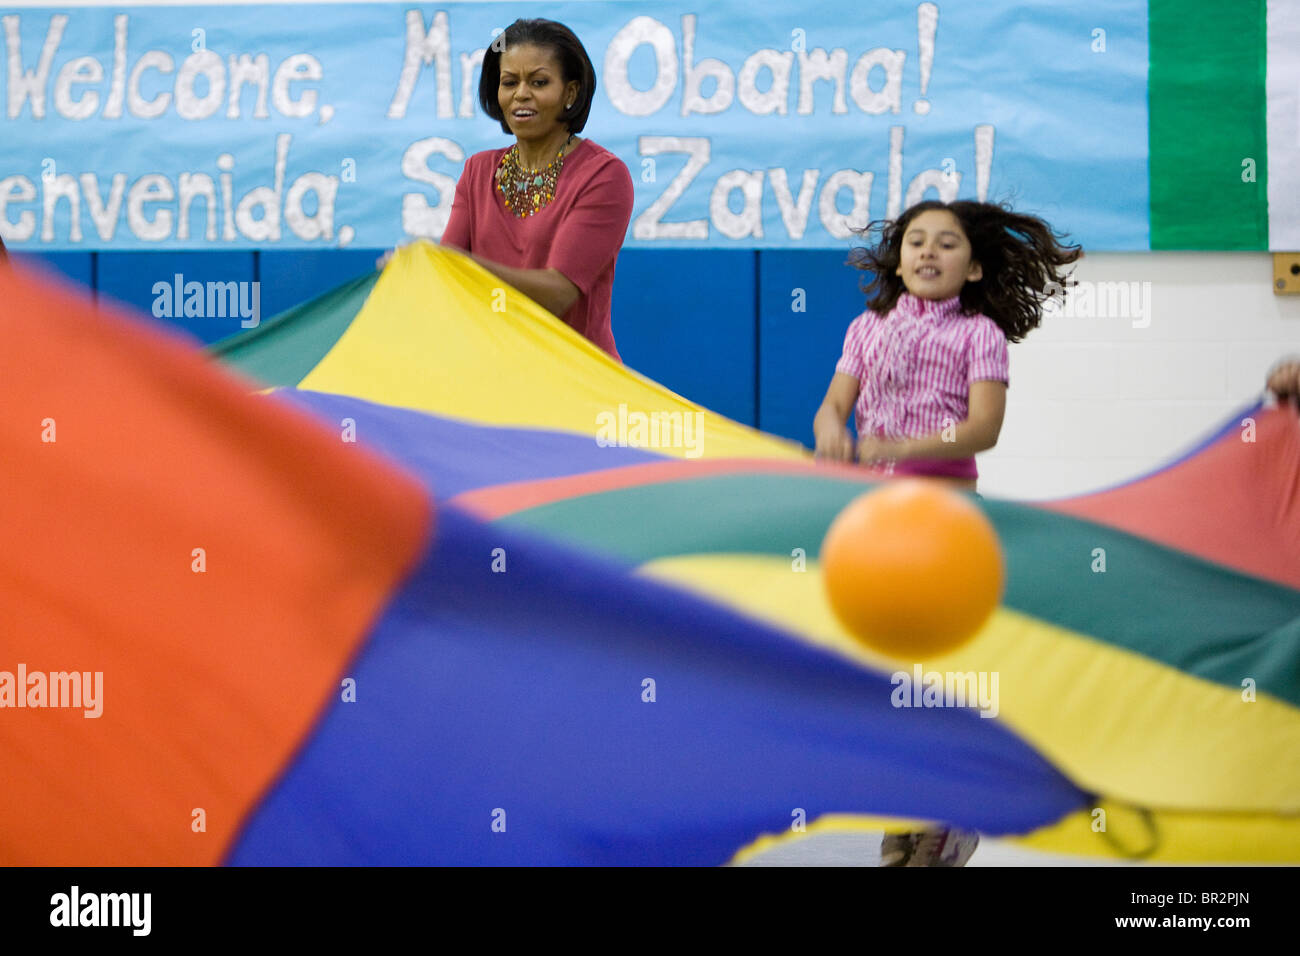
[479,19,597,135]
[850,200,1082,343]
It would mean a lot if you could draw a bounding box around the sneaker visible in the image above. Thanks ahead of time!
[880,827,979,867]
[879,831,919,866]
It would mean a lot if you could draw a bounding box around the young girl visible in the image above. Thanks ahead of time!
[812,199,1080,866]
[814,199,1080,492]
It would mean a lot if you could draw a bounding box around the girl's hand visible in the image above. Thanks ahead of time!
[814,424,856,462]
[857,436,911,466]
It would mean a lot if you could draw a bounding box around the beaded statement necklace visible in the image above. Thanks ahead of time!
[495,135,573,218]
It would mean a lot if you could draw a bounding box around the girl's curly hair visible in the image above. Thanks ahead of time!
[849,200,1082,343]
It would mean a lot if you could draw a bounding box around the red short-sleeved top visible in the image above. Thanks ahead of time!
[442,139,633,361]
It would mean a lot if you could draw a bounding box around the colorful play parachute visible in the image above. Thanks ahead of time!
[2,244,1297,865]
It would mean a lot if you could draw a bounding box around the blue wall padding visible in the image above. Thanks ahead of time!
[758,250,873,446]
[613,249,757,427]
[258,248,387,318]
[97,250,256,345]
[10,252,94,290]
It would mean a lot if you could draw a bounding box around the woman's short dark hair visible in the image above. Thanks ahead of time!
[479,19,597,135]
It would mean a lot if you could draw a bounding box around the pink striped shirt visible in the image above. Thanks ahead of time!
[835,293,1009,479]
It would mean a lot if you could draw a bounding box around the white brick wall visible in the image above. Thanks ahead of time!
[979,253,1300,500]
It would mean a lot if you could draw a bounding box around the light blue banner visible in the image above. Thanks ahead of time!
[0,1,1148,250]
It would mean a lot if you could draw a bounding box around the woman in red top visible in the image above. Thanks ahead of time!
[442,19,634,361]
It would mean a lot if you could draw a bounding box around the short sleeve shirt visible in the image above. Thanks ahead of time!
[836,293,1009,475]
[442,139,633,360]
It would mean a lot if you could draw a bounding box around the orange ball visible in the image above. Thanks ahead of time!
[820,480,1004,658]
